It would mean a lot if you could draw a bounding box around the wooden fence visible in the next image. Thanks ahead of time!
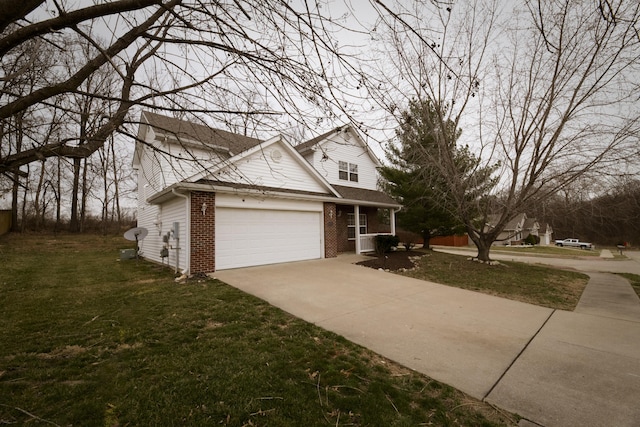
[0,210,11,235]
[430,234,470,247]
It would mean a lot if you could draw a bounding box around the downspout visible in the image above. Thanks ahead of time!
[354,205,361,254]
[171,188,190,275]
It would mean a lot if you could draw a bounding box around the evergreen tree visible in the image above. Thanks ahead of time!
[382,98,498,256]
[381,98,469,249]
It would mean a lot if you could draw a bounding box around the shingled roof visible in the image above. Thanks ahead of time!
[332,185,399,206]
[295,126,346,155]
[142,111,262,156]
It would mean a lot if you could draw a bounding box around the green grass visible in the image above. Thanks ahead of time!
[0,233,516,426]
[401,251,589,310]
[616,273,640,298]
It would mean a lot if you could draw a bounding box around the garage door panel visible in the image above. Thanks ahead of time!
[216,208,322,270]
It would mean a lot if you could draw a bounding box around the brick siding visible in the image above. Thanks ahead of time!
[323,203,338,258]
[190,191,216,273]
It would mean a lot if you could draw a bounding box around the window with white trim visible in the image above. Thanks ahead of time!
[339,161,358,182]
[347,213,367,239]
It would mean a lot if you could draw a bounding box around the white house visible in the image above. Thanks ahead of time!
[132,111,401,273]
[490,213,553,246]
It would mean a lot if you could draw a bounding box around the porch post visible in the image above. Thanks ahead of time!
[354,204,361,254]
[390,208,396,235]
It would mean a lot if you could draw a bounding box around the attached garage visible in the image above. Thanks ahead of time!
[215,204,323,270]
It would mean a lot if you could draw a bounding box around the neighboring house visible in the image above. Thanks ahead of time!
[132,111,401,274]
[490,213,552,245]
[538,222,554,245]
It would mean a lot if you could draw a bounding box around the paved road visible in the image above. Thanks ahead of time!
[215,251,640,427]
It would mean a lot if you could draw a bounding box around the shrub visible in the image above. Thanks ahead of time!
[524,234,540,245]
[375,234,400,256]
[396,230,420,251]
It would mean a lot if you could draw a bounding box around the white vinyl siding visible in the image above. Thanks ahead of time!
[135,144,161,259]
[305,135,378,190]
[157,197,189,272]
[158,144,224,188]
[137,195,189,273]
[212,142,328,193]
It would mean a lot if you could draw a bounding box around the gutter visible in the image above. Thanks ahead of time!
[148,182,401,209]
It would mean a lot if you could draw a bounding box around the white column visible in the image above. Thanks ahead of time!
[390,208,396,235]
[354,204,361,254]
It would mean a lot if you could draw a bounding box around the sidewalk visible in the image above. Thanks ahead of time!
[486,272,640,426]
[215,256,640,427]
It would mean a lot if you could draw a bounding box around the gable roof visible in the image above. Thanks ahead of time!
[503,213,527,231]
[295,127,341,155]
[523,217,538,230]
[184,134,341,197]
[295,125,382,167]
[539,222,552,233]
[141,111,262,156]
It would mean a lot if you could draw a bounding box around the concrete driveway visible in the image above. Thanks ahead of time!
[214,253,640,427]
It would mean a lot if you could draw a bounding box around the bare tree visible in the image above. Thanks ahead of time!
[0,0,364,177]
[368,0,640,261]
[0,33,58,230]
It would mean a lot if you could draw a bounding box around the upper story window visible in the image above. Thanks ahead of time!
[339,161,358,182]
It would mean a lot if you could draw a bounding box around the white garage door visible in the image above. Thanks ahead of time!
[215,208,322,270]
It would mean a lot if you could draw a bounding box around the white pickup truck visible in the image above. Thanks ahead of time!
[555,238,593,249]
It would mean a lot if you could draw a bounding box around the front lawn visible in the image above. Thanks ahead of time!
[396,250,589,310]
[616,273,640,298]
[0,233,516,426]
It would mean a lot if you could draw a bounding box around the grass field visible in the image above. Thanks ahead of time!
[616,273,640,298]
[401,251,589,310]
[0,233,517,426]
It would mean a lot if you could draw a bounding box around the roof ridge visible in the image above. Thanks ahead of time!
[295,125,347,153]
[141,111,263,155]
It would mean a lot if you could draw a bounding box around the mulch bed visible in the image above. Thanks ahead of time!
[356,250,426,271]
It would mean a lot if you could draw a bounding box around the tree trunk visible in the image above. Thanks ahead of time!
[10,114,23,232]
[11,172,20,232]
[33,160,46,230]
[20,165,28,232]
[80,157,88,232]
[475,238,492,262]
[421,229,432,250]
[467,225,495,263]
[55,157,61,234]
[110,135,122,226]
[100,145,109,234]
[69,157,81,232]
